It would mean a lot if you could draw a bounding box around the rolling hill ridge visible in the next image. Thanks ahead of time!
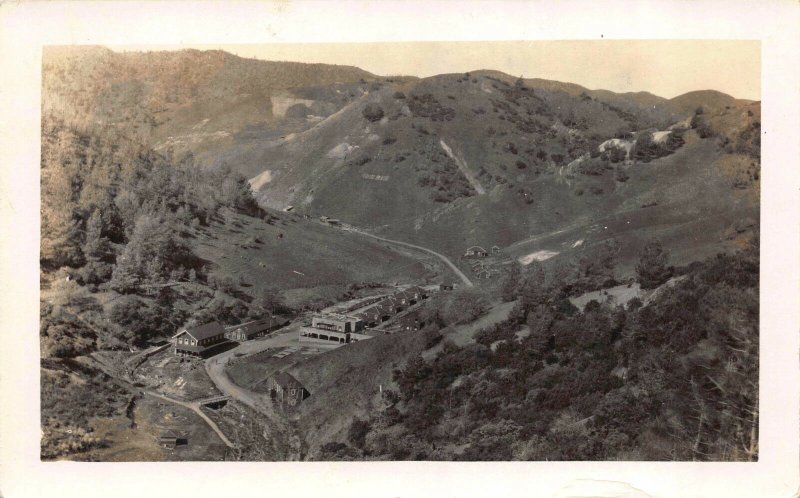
[42,46,760,278]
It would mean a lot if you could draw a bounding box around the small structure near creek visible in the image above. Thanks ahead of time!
[270,371,310,407]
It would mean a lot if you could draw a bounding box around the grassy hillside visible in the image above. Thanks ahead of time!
[667,89,752,115]
[43,47,758,279]
[248,71,758,277]
[193,208,437,308]
[43,46,378,154]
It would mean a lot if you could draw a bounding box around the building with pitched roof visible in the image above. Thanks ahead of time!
[172,321,227,357]
[270,371,309,407]
[224,316,289,342]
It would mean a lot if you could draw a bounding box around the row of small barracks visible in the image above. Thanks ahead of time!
[300,286,429,345]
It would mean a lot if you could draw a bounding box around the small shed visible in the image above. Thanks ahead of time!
[464,246,489,258]
[158,430,187,449]
[270,372,310,407]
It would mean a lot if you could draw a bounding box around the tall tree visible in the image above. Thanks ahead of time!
[520,262,547,310]
[635,240,672,289]
[81,210,114,284]
[501,263,522,302]
[109,214,193,293]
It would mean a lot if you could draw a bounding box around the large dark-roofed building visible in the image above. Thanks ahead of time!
[173,321,226,357]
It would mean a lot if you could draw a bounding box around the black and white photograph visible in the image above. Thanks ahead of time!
[38,38,762,462]
[1,1,798,497]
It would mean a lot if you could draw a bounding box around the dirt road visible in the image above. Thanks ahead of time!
[204,326,308,412]
[144,391,236,448]
[350,228,474,287]
[204,328,307,459]
[205,352,274,413]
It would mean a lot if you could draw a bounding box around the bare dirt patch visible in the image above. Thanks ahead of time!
[88,395,227,461]
[518,250,560,265]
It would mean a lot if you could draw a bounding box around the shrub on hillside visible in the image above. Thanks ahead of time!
[318,442,360,460]
[691,114,714,138]
[631,132,657,161]
[349,155,371,166]
[362,103,385,122]
[285,103,311,119]
[578,160,607,176]
[348,419,371,449]
[408,93,455,121]
[608,146,627,163]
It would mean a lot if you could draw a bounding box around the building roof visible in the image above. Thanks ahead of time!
[313,313,359,322]
[231,316,289,335]
[174,321,226,341]
[160,429,182,439]
[273,371,305,390]
[465,245,487,253]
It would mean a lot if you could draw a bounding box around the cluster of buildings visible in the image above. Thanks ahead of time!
[300,286,429,345]
[172,316,288,358]
[463,245,501,259]
[463,245,505,279]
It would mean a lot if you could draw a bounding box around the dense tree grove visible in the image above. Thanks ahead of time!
[40,115,262,352]
[322,239,758,461]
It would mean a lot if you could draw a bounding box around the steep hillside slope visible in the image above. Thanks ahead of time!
[43,46,378,155]
[193,208,437,308]
[668,89,753,115]
[43,46,760,278]
[248,71,758,272]
[287,331,430,459]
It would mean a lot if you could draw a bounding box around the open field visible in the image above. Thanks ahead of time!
[194,209,439,308]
